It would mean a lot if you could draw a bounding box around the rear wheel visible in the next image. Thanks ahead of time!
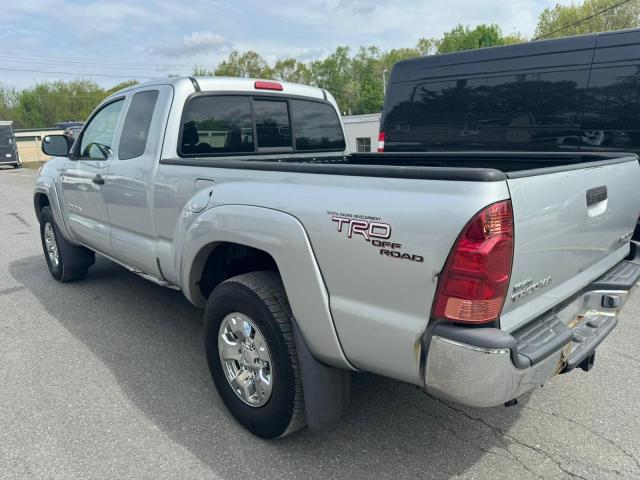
[13,163,20,169]
[203,271,305,438]
[39,206,94,282]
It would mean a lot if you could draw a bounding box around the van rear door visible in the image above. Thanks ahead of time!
[500,158,640,331]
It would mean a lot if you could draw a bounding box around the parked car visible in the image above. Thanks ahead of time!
[0,121,21,168]
[35,76,640,438]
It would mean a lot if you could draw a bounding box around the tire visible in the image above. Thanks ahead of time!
[203,271,305,438]
[13,163,21,169]
[39,206,94,282]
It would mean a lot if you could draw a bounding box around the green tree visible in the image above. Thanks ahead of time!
[271,58,312,84]
[351,46,383,114]
[11,80,105,128]
[193,65,214,76]
[308,46,355,113]
[0,84,18,121]
[437,24,524,53]
[214,50,272,78]
[106,80,139,95]
[535,0,640,39]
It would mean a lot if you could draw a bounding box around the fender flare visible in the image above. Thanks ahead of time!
[34,174,75,244]
[180,204,353,370]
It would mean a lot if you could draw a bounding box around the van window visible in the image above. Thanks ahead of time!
[384,68,588,150]
[253,99,292,149]
[290,99,345,151]
[587,66,640,130]
[180,96,254,155]
[119,90,159,160]
[584,66,640,150]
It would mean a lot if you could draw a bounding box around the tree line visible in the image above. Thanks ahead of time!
[1,0,638,128]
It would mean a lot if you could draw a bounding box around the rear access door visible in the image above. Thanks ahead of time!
[500,157,640,331]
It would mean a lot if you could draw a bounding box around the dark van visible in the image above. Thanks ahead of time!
[0,121,20,168]
[380,28,640,154]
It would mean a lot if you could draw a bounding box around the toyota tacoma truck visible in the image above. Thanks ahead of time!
[34,77,640,439]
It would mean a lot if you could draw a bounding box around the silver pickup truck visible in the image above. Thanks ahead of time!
[34,77,640,438]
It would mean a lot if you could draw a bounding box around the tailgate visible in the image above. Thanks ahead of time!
[500,158,640,331]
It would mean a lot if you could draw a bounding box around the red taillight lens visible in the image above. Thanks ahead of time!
[432,200,514,324]
[254,81,283,91]
[377,131,385,152]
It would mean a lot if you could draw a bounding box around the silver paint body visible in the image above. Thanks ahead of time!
[34,77,640,387]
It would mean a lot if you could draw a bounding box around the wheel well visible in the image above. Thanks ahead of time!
[198,242,278,299]
[34,193,50,221]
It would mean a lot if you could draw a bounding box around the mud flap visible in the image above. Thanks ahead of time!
[291,319,351,431]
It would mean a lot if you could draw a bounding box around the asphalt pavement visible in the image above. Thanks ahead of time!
[1,166,639,480]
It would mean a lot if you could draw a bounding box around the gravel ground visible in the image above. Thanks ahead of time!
[1,166,639,480]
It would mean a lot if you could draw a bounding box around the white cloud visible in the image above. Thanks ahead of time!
[0,0,581,89]
[147,31,232,58]
[268,0,573,42]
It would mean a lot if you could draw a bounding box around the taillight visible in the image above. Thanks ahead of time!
[254,81,283,91]
[377,131,385,152]
[432,200,514,324]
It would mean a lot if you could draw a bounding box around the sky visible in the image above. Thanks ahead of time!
[0,0,575,90]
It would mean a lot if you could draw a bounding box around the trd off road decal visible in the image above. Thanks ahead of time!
[327,211,424,263]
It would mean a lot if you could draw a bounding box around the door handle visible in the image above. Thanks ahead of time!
[92,174,105,185]
[586,186,607,206]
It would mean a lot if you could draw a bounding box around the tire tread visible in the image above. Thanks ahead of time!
[225,271,305,437]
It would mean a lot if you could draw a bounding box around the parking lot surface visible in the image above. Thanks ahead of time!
[1,167,639,480]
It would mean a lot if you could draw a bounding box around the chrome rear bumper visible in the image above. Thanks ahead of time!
[423,248,640,408]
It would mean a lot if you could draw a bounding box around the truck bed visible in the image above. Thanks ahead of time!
[163,151,638,182]
[348,151,637,176]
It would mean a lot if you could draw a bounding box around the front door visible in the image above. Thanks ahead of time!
[106,86,172,276]
[61,98,125,254]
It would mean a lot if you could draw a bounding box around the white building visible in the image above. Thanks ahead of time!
[342,113,381,153]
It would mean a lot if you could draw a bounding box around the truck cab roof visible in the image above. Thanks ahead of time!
[108,76,329,102]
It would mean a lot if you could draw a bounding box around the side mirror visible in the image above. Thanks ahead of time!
[42,135,70,157]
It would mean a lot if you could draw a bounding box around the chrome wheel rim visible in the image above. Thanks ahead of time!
[218,312,274,407]
[44,222,60,269]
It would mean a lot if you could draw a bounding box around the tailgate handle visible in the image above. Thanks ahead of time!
[586,186,607,206]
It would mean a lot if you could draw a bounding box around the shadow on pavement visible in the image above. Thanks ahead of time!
[10,254,527,479]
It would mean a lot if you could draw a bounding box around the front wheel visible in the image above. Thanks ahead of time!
[203,271,305,438]
[39,206,94,282]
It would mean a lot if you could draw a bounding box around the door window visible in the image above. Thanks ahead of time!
[79,99,124,160]
[119,90,159,160]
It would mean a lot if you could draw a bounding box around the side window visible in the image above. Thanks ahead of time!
[253,99,292,149]
[118,90,159,160]
[586,66,640,130]
[523,70,588,126]
[584,65,640,150]
[79,99,124,160]
[356,137,371,152]
[290,99,345,151]
[180,96,254,155]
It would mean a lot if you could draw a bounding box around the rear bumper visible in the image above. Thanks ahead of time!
[423,245,640,408]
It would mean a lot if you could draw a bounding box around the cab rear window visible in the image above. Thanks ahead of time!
[291,99,345,151]
[179,95,345,156]
[180,96,255,155]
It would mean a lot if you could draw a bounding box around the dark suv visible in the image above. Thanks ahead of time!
[0,121,20,168]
